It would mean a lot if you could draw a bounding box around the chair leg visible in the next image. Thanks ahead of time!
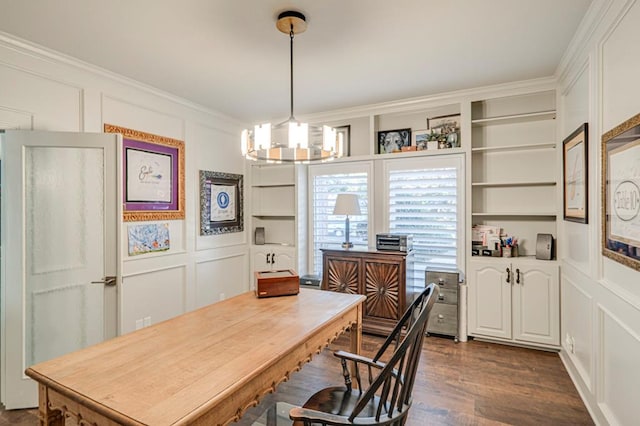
[340,357,352,391]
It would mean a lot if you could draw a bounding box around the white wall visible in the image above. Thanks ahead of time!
[557,0,640,424]
[0,33,250,335]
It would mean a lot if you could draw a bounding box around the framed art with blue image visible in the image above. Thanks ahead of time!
[199,170,244,235]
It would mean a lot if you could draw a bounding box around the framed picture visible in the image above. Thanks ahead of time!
[563,123,588,223]
[105,124,185,222]
[336,125,351,156]
[200,170,244,235]
[602,112,640,271]
[427,113,460,149]
[377,128,411,154]
[412,129,430,151]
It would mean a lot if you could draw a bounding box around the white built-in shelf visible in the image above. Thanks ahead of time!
[251,213,296,219]
[472,212,557,217]
[472,180,556,187]
[471,110,556,126]
[251,183,294,188]
[471,142,556,153]
[470,255,558,265]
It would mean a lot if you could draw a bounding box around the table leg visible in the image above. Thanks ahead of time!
[349,303,363,385]
[38,384,64,426]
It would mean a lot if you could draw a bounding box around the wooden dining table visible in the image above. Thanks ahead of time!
[25,288,365,426]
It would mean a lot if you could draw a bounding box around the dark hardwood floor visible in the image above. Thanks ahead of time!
[1,334,593,426]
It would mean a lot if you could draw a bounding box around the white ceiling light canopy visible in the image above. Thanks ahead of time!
[241,10,345,163]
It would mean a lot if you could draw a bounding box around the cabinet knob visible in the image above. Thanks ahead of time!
[516,268,521,284]
[437,314,444,321]
[506,267,511,284]
[266,253,271,264]
[438,294,445,301]
[272,253,276,263]
[438,278,445,286]
[378,287,386,295]
[339,283,347,292]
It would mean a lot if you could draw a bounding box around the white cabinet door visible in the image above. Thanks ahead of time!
[253,248,272,271]
[271,247,295,270]
[468,260,512,340]
[252,246,295,272]
[513,263,559,346]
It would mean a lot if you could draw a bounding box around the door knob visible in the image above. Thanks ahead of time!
[91,276,116,286]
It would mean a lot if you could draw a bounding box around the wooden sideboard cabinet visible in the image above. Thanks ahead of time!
[321,248,415,336]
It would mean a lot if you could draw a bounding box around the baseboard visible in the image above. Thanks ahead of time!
[559,350,603,425]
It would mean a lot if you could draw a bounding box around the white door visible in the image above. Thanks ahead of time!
[513,263,560,346]
[0,130,118,409]
[468,260,512,340]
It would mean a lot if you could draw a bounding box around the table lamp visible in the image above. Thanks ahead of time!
[333,193,361,249]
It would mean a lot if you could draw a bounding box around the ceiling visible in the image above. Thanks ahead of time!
[0,0,592,123]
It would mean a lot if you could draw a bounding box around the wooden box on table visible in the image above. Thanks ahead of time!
[254,269,300,298]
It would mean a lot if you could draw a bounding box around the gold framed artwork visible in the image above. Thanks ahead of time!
[562,123,588,223]
[104,124,185,222]
[602,113,640,271]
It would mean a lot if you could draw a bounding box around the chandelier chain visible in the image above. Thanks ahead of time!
[289,24,295,120]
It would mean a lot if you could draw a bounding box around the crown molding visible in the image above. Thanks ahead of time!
[0,31,243,127]
[556,0,613,83]
[301,76,558,123]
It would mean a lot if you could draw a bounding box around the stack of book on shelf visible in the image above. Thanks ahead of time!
[472,225,519,258]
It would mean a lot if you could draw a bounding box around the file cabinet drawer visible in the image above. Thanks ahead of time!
[435,287,458,305]
[427,303,458,336]
[426,270,459,291]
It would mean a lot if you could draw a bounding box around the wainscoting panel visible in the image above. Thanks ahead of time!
[561,273,593,392]
[120,265,187,334]
[0,106,33,129]
[598,305,640,426]
[195,253,249,309]
[0,62,81,131]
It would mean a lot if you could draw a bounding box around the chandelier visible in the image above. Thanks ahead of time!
[241,11,345,163]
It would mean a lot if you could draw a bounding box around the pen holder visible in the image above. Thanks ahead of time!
[502,245,518,257]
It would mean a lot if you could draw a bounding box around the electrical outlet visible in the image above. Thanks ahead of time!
[220,292,226,301]
[570,337,576,354]
[143,316,151,327]
[135,319,143,330]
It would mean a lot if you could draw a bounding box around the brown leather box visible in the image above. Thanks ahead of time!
[254,269,300,298]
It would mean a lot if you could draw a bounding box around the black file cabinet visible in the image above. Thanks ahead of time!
[425,270,460,342]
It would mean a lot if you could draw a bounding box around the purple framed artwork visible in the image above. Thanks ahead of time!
[105,124,185,221]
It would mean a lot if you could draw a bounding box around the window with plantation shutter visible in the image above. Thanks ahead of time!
[384,156,464,284]
[308,163,372,275]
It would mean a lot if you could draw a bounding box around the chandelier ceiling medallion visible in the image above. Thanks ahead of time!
[241,10,345,163]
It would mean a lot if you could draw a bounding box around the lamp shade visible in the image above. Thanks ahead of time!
[333,194,361,216]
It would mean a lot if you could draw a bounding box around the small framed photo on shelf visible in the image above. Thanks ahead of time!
[377,128,411,154]
[335,125,351,156]
[427,113,461,149]
[412,129,430,151]
[602,112,640,271]
[562,123,588,223]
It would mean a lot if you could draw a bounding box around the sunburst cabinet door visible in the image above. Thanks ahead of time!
[325,258,360,294]
[364,261,400,320]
